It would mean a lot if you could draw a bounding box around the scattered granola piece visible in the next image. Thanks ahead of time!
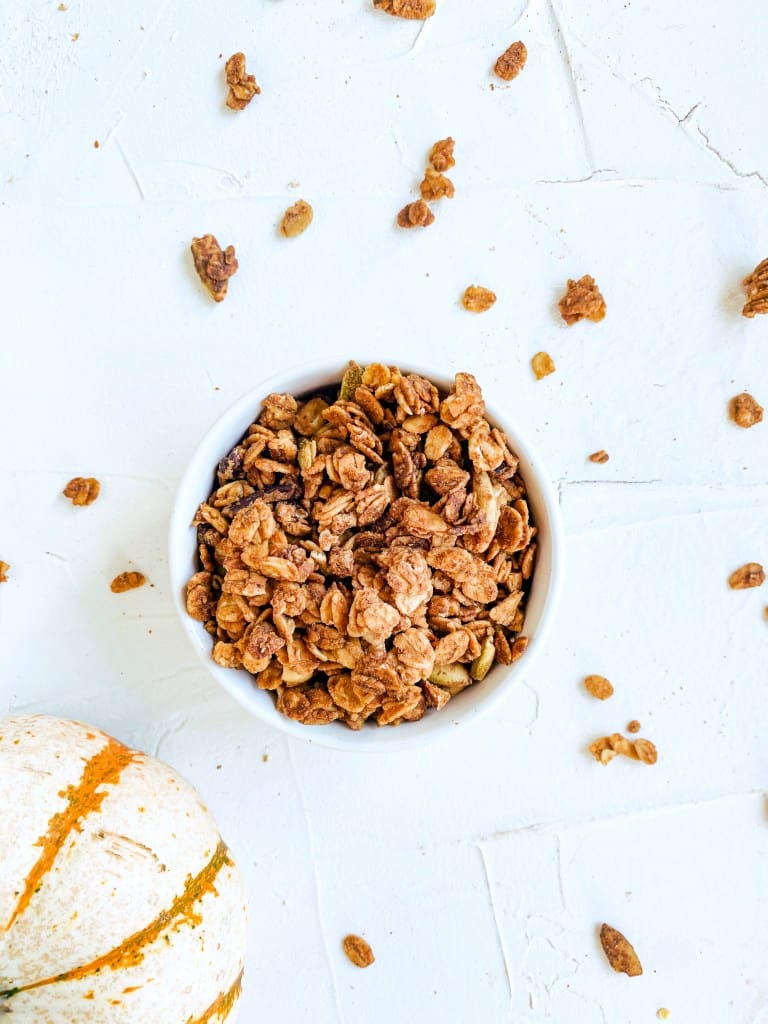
[71,32,79,41]
[225,52,261,110]
[588,450,610,464]
[590,733,657,765]
[420,168,454,201]
[397,199,435,228]
[599,924,643,977]
[627,719,641,734]
[280,200,314,238]
[657,1010,670,1021]
[110,571,146,594]
[729,393,763,429]
[93,140,99,149]
[0,561,9,583]
[429,137,455,172]
[728,563,765,590]
[343,934,375,968]
[558,275,606,325]
[63,476,100,507]
[531,351,555,380]
[190,234,238,302]
[462,286,496,312]
[494,41,527,81]
[58,2,68,9]
[374,0,434,18]
[742,258,768,318]
[584,675,613,700]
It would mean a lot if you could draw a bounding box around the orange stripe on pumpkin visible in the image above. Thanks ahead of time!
[8,841,231,997]
[186,969,243,1024]
[4,735,137,931]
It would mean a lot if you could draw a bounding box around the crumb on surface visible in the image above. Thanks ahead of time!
[110,571,146,594]
[343,934,375,968]
[588,450,609,464]
[584,675,613,700]
[531,351,555,380]
[494,41,527,81]
[462,285,496,312]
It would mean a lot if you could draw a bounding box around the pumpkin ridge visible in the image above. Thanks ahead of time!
[186,968,243,1024]
[2,839,231,999]
[3,734,137,932]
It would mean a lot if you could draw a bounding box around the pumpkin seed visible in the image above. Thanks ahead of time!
[298,438,317,470]
[470,635,496,681]
[339,361,364,401]
[428,662,471,696]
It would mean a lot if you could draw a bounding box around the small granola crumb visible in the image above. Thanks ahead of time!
[559,275,606,325]
[729,393,763,429]
[262,753,269,763]
[494,41,528,81]
[627,719,641,734]
[600,924,643,977]
[420,168,454,201]
[110,571,146,594]
[0,561,9,583]
[657,1010,670,1021]
[342,934,375,968]
[728,562,765,590]
[742,258,768,318]
[71,32,79,41]
[63,477,100,507]
[280,200,314,238]
[58,2,68,9]
[93,140,99,149]
[531,351,555,380]
[397,199,435,228]
[462,286,496,312]
[225,52,261,110]
[429,137,455,172]
[191,234,238,302]
[373,0,435,19]
[588,450,610,464]
[584,675,613,700]
[590,733,657,766]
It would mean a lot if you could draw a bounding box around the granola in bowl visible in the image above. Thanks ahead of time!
[182,363,542,732]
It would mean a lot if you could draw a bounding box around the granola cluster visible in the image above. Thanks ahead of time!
[742,257,768,318]
[186,364,535,729]
[225,52,261,111]
[494,41,528,82]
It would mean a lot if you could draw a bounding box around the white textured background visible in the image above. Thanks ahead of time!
[2,1,767,1021]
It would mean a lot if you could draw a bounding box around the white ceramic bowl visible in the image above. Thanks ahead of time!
[169,358,564,752]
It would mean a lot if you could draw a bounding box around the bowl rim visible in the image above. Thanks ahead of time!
[169,356,565,753]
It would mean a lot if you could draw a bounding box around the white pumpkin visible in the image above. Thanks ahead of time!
[0,716,247,1024]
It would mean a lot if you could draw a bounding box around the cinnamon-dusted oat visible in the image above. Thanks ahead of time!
[729,393,763,429]
[588,450,610,464]
[584,674,613,700]
[558,275,606,325]
[225,52,261,110]
[373,0,435,18]
[191,234,238,302]
[742,258,768,318]
[0,561,9,583]
[494,41,527,81]
[397,199,435,228]
[590,733,657,765]
[342,934,375,968]
[429,137,455,172]
[462,286,496,312]
[531,352,555,380]
[280,200,314,238]
[63,476,100,506]
[186,364,536,730]
[600,924,643,977]
[728,563,765,590]
[110,571,146,594]
[420,168,454,201]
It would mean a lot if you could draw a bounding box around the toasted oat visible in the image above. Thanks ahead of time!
[728,563,765,590]
[531,352,555,380]
[429,137,455,172]
[462,286,496,312]
[191,234,238,302]
[584,674,613,700]
[110,571,146,594]
[420,168,454,202]
[225,52,261,110]
[590,733,657,765]
[63,476,100,506]
[742,258,768,318]
[729,393,763,429]
[627,719,641,734]
[588,450,610,464]
[342,934,375,967]
[559,275,606,325]
[373,0,435,18]
[397,199,435,228]
[600,924,643,977]
[280,200,314,238]
[494,41,527,81]
[0,561,9,583]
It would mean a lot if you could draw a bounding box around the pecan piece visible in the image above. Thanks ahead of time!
[599,924,643,977]
[494,41,527,81]
[280,199,314,238]
[397,199,435,228]
[729,393,763,429]
[742,258,768,318]
[225,52,261,110]
[558,275,606,325]
[191,234,238,302]
[63,476,100,506]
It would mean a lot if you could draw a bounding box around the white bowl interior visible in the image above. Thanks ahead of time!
[169,359,564,752]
